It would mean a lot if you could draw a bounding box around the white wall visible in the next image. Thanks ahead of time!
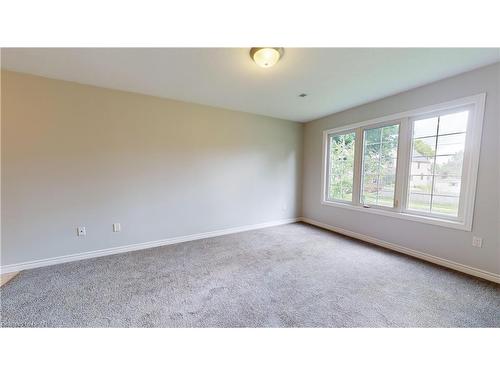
[1,71,303,266]
[303,63,500,275]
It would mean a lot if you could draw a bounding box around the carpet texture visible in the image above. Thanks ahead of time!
[1,223,499,327]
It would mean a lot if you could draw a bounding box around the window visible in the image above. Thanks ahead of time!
[361,123,400,208]
[322,94,486,231]
[326,132,356,202]
[407,109,469,218]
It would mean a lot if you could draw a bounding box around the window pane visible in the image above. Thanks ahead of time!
[409,175,433,194]
[408,193,431,212]
[382,124,399,143]
[361,124,399,207]
[433,175,461,197]
[363,176,396,207]
[436,133,466,156]
[362,175,378,205]
[364,127,381,144]
[413,116,438,138]
[407,107,468,218]
[410,159,433,175]
[412,137,436,158]
[431,195,459,216]
[382,157,398,176]
[327,132,355,202]
[378,175,396,207]
[434,154,464,176]
[438,110,469,135]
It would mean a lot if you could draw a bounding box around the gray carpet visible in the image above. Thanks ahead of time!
[1,223,499,327]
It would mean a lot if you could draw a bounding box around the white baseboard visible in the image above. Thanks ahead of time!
[3,216,498,284]
[300,217,500,284]
[0,218,300,275]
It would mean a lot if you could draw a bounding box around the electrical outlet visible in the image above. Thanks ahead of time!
[113,223,121,232]
[77,226,86,236]
[472,236,482,248]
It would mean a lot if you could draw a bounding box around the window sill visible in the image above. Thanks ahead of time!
[320,200,471,231]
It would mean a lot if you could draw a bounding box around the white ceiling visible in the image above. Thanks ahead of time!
[2,48,499,122]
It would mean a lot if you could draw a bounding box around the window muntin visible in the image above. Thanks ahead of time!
[407,109,469,217]
[326,132,356,202]
[361,123,400,208]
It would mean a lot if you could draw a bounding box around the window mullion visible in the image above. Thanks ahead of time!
[352,127,363,206]
[376,131,383,206]
[395,118,411,213]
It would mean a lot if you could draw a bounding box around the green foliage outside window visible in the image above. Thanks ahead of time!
[328,133,355,201]
[361,124,399,207]
[414,139,435,157]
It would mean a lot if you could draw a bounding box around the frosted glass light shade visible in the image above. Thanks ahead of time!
[250,48,284,68]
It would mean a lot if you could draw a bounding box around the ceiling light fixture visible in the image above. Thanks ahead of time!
[250,47,284,68]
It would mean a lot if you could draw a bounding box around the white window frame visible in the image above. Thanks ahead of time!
[321,93,486,231]
[358,120,402,212]
[325,129,358,204]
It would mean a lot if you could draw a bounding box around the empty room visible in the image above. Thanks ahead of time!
[2,0,500,369]
[2,47,499,329]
